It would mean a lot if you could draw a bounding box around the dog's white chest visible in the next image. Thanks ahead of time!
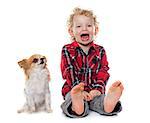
[25,68,49,95]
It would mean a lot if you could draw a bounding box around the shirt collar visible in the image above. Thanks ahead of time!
[71,41,96,50]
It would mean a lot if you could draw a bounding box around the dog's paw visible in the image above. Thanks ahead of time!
[46,108,52,113]
[17,109,23,113]
[28,107,36,113]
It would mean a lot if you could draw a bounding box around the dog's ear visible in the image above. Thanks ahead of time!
[18,59,28,68]
[18,59,30,80]
[18,59,30,71]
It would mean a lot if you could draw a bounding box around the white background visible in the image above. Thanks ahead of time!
[0,0,150,122]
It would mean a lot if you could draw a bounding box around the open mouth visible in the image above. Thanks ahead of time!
[80,33,89,41]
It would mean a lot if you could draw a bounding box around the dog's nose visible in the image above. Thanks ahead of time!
[40,58,45,64]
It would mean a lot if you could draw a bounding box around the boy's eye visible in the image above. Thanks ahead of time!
[76,25,81,28]
[88,25,92,27]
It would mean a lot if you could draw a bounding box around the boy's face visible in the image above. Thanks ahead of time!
[69,15,98,46]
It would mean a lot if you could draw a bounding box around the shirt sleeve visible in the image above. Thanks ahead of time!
[90,48,110,94]
[61,46,80,96]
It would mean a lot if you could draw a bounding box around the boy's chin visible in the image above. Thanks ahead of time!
[77,41,93,46]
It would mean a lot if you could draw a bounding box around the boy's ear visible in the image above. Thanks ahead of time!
[68,28,74,37]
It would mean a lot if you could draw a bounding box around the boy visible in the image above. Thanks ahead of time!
[60,7,124,118]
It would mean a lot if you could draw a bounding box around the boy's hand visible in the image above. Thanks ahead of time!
[89,90,101,99]
[82,91,92,101]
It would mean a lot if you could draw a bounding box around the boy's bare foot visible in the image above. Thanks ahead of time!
[71,83,84,115]
[104,81,124,113]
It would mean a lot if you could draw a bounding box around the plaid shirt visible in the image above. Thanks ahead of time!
[61,41,110,98]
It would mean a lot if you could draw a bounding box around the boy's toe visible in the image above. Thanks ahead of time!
[112,81,121,87]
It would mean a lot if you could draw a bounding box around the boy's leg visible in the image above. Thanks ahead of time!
[89,81,123,116]
[61,83,89,118]
[104,81,124,113]
[71,83,85,115]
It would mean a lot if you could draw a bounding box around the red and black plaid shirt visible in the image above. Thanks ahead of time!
[61,41,110,98]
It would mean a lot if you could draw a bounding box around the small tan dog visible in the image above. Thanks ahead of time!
[17,54,52,113]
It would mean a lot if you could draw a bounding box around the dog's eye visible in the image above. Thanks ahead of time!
[32,58,38,63]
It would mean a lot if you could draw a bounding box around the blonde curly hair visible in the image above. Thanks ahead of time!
[67,7,98,28]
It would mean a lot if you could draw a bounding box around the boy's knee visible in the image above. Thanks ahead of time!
[75,109,84,115]
[71,106,84,115]
[73,109,84,116]
[104,106,113,113]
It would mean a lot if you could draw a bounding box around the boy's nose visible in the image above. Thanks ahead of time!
[82,26,87,31]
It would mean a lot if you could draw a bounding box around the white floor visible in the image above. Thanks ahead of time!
[3,58,150,123]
